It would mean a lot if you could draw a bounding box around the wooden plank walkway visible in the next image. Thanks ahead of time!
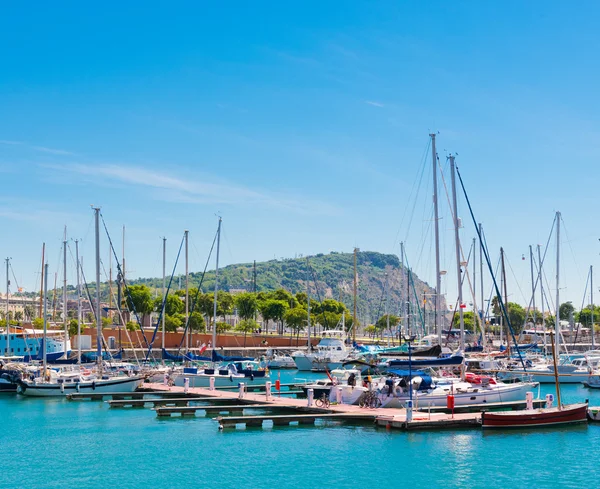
[68,391,206,401]
[156,404,304,418]
[142,383,539,432]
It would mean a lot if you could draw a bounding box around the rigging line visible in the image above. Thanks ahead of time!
[98,256,143,365]
[100,213,150,350]
[176,227,218,353]
[484,255,502,319]
[402,251,426,335]
[374,270,390,325]
[403,143,431,244]
[79,261,116,365]
[573,268,591,349]
[455,165,527,371]
[504,254,528,305]
[144,233,185,360]
[560,216,584,286]
[392,137,431,251]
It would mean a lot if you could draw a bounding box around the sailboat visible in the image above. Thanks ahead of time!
[171,217,269,388]
[482,214,587,428]
[17,210,144,397]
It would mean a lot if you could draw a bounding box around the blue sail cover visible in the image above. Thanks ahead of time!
[386,369,433,390]
[387,355,463,368]
[162,349,212,362]
[211,350,254,362]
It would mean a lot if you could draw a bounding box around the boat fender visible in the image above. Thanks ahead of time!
[394,386,403,397]
[229,375,233,383]
[250,373,254,381]
[92,381,96,391]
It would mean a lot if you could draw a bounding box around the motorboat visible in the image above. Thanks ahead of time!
[497,356,600,384]
[482,402,588,428]
[299,369,368,405]
[172,361,269,388]
[292,330,351,371]
[264,350,296,369]
[0,327,71,362]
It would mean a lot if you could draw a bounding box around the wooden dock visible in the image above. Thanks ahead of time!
[141,383,492,431]
[67,391,207,401]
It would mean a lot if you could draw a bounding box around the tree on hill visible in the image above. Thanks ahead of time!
[375,314,400,338]
[285,306,308,344]
[125,285,154,326]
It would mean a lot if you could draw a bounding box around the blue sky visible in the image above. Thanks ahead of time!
[0,1,598,312]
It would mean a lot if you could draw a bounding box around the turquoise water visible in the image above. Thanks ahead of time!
[2,374,600,489]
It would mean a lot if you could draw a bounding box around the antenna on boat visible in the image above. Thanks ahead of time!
[212,216,222,359]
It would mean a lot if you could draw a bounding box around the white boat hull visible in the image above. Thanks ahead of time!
[379,382,538,409]
[173,373,269,388]
[17,375,144,397]
[497,370,589,384]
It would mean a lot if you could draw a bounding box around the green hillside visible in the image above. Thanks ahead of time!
[133,251,444,325]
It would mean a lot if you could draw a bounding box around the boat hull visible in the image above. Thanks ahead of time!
[17,376,144,397]
[482,403,588,428]
[497,370,589,384]
[379,382,538,409]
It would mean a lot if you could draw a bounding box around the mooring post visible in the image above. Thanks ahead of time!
[265,381,272,400]
[239,382,245,399]
[209,376,215,391]
[307,388,314,407]
[336,386,343,404]
[184,378,189,394]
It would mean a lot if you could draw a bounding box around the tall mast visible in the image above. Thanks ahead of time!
[353,247,358,343]
[5,257,9,355]
[591,266,595,350]
[555,211,561,352]
[42,263,49,375]
[253,260,257,293]
[472,237,476,327]
[75,239,82,364]
[212,218,222,350]
[39,243,45,318]
[501,248,509,343]
[537,244,546,350]
[530,245,537,326]
[122,225,126,283]
[94,208,102,369]
[162,237,167,352]
[400,242,405,336]
[430,133,442,345]
[385,272,390,345]
[479,224,484,342]
[449,155,465,351]
[306,257,311,347]
[63,227,68,358]
[184,230,189,352]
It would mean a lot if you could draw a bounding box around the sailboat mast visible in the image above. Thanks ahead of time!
[63,228,68,358]
[591,266,595,350]
[430,133,442,345]
[42,262,49,375]
[500,247,509,351]
[353,247,358,344]
[449,155,465,351]
[94,208,102,369]
[479,224,484,343]
[162,237,166,352]
[5,257,9,355]
[400,242,405,336]
[75,239,82,364]
[306,257,311,347]
[550,331,562,408]
[538,244,546,351]
[530,245,536,325]
[555,211,561,352]
[39,243,45,319]
[212,218,222,350]
[184,230,189,352]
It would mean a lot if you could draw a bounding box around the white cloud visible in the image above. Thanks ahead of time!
[0,140,75,155]
[45,163,339,216]
[365,100,385,108]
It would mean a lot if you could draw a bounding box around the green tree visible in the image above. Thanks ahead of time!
[364,325,377,338]
[101,317,112,329]
[125,285,154,325]
[268,289,298,309]
[452,311,476,333]
[14,310,23,322]
[375,314,400,337]
[216,321,232,334]
[126,321,139,331]
[155,294,185,317]
[217,291,234,320]
[195,293,215,327]
[188,311,206,332]
[235,292,258,321]
[235,318,258,346]
[559,302,575,321]
[164,314,183,332]
[577,305,600,327]
[284,306,307,343]
[68,319,79,337]
[260,299,289,334]
[32,317,44,329]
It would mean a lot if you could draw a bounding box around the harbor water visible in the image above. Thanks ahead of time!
[2,372,599,489]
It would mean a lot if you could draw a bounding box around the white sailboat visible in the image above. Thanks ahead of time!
[18,210,143,397]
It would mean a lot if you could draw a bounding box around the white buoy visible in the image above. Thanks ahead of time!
[546,393,554,408]
[265,381,272,400]
[184,377,189,394]
[526,391,534,410]
[239,382,245,399]
[307,388,314,407]
[406,400,413,422]
[336,386,343,404]
[209,376,215,391]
